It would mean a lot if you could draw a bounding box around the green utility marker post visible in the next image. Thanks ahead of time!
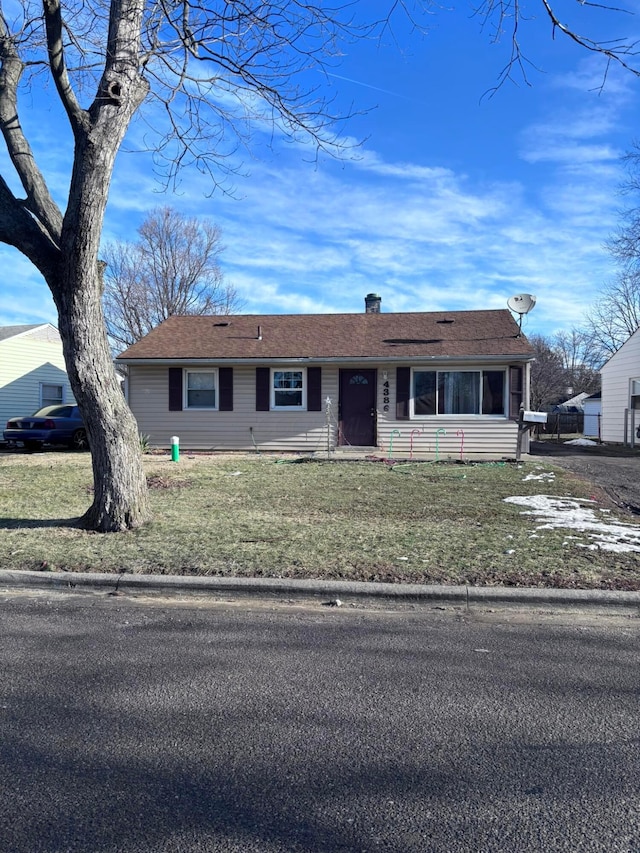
[171,435,180,462]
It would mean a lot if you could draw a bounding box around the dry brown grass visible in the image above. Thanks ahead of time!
[1,449,639,588]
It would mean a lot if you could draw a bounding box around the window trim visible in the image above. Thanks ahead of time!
[183,368,219,411]
[270,367,307,411]
[410,368,507,418]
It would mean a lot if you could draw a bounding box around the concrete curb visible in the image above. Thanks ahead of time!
[1,569,639,610]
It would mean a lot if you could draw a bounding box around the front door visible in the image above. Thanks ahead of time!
[339,369,377,446]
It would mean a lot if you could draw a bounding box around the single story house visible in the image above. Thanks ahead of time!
[116,295,535,458]
[0,324,74,430]
[600,327,640,444]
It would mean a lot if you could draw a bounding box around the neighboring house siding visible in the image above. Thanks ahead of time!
[128,360,523,456]
[600,329,640,443]
[0,328,74,428]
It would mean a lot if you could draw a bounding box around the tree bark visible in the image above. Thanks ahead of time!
[53,263,151,532]
[45,2,152,531]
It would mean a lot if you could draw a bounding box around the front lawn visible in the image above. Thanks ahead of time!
[1,451,639,589]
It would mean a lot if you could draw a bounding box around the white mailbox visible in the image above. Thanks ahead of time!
[523,411,548,424]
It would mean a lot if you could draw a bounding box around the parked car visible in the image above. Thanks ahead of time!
[4,404,88,451]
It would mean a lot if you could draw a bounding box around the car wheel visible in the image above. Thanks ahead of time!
[23,440,42,451]
[70,428,89,451]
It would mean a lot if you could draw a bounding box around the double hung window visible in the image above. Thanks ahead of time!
[185,370,217,409]
[271,370,306,410]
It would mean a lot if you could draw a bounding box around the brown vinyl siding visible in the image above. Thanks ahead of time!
[128,361,524,456]
[128,365,337,452]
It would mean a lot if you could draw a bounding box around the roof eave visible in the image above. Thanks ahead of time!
[117,353,534,366]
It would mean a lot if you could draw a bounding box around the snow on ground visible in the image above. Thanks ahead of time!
[564,438,600,446]
[522,471,555,482]
[504,494,640,553]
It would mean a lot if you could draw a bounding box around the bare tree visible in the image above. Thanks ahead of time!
[585,269,640,359]
[104,206,240,350]
[589,142,640,358]
[529,330,601,417]
[609,141,640,265]
[552,328,602,394]
[529,334,568,412]
[0,1,637,531]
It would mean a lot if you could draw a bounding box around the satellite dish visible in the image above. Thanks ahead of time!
[507,294,536,330]
[507,294,536,315]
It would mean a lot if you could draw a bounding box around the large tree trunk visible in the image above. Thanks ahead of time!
[54,264,151,532]
[46,1,152,532]
[0,0,152,532]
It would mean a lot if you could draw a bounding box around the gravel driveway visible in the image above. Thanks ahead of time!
[530,440,640,516]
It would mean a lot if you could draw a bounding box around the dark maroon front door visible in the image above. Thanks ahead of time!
[339,369,377,446]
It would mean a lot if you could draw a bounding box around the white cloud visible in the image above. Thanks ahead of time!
[522,142,619,165]
[0,48,631,337]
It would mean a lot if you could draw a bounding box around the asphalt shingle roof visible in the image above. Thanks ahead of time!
[0,324,44,343]
[117,310,534,362]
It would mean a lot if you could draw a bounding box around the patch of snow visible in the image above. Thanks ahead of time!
[564,438,599,446]
[523,472,555,481]
[504,494,640,553]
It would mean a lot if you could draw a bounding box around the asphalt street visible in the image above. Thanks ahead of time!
[1,591,639,853]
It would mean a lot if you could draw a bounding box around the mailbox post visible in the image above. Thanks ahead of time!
[516,407,548,462]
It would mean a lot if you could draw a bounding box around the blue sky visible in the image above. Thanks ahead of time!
[1,1,640,339]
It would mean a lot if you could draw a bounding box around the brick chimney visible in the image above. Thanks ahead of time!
[365,293,381,313]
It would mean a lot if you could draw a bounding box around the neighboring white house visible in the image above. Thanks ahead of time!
[0,324,74,430]
[600,328,640,444]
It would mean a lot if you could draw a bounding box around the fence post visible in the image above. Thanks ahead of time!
[624,408,629,446]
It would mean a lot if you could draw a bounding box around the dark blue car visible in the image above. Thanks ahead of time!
[4,404,88,451]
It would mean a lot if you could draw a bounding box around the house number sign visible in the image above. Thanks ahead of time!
[383,379,390,412]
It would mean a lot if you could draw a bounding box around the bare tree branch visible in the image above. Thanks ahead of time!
[475,0,640,98]
[529,331,602,414]
[42,0,87,132]
[585,268,640,356]
[539,0,639,77]
[103,206,242,350]
[0,173,59,277]
[0,11,64,242]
